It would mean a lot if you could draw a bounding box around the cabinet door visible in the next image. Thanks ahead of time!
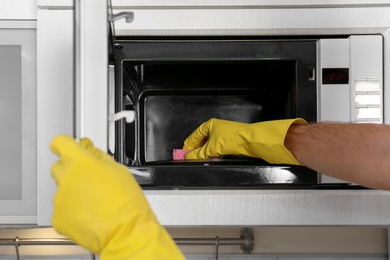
[0,29,37,224]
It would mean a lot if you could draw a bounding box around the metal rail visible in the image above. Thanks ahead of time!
[0,228,254,260]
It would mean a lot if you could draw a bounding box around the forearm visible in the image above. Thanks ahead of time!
[285,123,390,190]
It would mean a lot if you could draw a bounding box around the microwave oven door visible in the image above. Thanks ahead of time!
[74,0,108,150]
[74,0,133,151]
[74,0,319,188]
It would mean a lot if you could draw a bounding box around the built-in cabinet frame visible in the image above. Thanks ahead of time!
[37,0,390,226]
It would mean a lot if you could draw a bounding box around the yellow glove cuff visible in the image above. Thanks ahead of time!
[248,118,307,165]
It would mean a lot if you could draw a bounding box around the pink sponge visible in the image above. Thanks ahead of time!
[172,149,219,160]
[173,149,191,160]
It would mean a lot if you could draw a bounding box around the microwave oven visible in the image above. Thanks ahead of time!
[56,0,390,228]
[106,35,383,189]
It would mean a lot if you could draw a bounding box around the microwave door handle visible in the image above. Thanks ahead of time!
[108,111,135,123]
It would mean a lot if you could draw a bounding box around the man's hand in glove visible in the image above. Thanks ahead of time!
[183,118,307,165]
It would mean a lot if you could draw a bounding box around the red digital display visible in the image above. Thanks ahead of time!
[322,68,349,84]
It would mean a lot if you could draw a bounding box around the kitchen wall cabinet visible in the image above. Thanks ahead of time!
[0,21,37,224]
[37,0,390,227]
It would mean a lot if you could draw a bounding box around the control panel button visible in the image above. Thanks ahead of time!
[355,82,380,91]
[355,107,381,119]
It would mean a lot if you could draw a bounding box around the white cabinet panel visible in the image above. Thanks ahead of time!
[112,7,390,36]
[110,0,390,7]
[0,0,37,20]
[146,190,390,226]
[37,10,74,226]
[37,0,390,8]
[0,29,37,224]
[37,0,72,8]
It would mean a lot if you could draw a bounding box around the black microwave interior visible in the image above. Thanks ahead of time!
[113,39,320,189]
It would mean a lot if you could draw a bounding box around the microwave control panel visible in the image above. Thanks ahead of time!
[318,35,383,124]
[317,35,383,184]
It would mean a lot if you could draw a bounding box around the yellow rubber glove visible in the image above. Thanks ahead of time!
[183,118,307,165]
[50,135,185,260]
